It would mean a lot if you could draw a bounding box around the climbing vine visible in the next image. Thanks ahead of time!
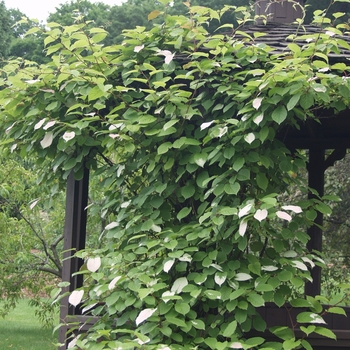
[1,1,350,349]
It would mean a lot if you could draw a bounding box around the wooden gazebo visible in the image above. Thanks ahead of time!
[58,1,350,348]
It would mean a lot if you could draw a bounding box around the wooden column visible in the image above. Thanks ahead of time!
[305,148,324,296]
[59,168,89,349]
[255,0,305,23]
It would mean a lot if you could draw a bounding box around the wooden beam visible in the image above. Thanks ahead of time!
[283,137,350,151]
[59,168,89,349]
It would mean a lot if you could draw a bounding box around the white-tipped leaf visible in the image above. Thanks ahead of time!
[63,131,75,141]
[253,97,263,110]
[68,290,84,307]
[34,118,46,130]
[235,273,253,281]
[87,257,101,272]
[239,220,248,237]
[40,132,53,148]
[134,44,144,53]
[171,277,188,294]
[200,121,214,130]
[253,113,264,125]
[43,120,56,130]
[163,259,175,273]
[254,209,268,222]
[244,132,255,144]
[108,276,122,290]
[281,205,302,213]
[276,211,292,222]
[238,203,252,218]
[135,308,157,326]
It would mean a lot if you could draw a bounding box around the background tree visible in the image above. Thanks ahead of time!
[8,8,48,64]
[0,1,13,58]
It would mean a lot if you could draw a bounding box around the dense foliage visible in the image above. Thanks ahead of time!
[1,0,350,349]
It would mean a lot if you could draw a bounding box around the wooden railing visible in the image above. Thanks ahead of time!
[252,303,350,349]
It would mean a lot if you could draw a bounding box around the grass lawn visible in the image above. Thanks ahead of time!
[0,299,58,350]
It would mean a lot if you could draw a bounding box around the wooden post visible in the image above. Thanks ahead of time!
[59,168,89,349]
[305,148,324,296]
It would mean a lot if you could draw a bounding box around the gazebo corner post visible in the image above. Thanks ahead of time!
[58,167,89,349]
[254,0,305,24]
[305,148,325,297]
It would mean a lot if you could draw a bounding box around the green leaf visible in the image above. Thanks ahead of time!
[244,337,265,347]
[175,302,190,315]
[300,93,314,110]
[163,119,178,130]
[191,319,205,330]
[296,312,326,324]
[157,142,172,155]
[204,338,217,349]
[247,292,265,307]
[219,207,236,216]
[253,314,266,332]
[259,126,270,143]
[88,86,105,101]
[314,326,336,340]
[196,171,209,188]
[139,115,157,124]
[300,325,316,336]
[224,183,240,195]
[181,185,195,199]
[193,153,207,168]
[165,316,187,328]
[301,340,313,350]
[327,306,346,316]
[233,157,245,172]
[256,173,268,190]
[63,158,77,171]
[177,207,191,221]
[230,289,245,300]
[204,290,221,300]
[271,105,287,125]
[274,290,285,307]
[148,10,161,20]
[222,320,237,337]
[315,202,332,215]
[282,339,301,349]
[237,169,250,181]
[138,288,152,300]
[287,93,301,111]
[288,43,301,55]
[45,101,59,111]
[270,326,294,341]
[255,284,274,292]
[290,298,311,308]
[277,270,293,282]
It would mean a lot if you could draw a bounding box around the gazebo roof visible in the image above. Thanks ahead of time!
[228,21,350,151]
[233,22,350,62]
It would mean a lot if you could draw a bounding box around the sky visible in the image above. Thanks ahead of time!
[4,0,127,23]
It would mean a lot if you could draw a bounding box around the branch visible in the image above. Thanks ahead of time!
[50,234,64,273]
[37,266,62,278]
